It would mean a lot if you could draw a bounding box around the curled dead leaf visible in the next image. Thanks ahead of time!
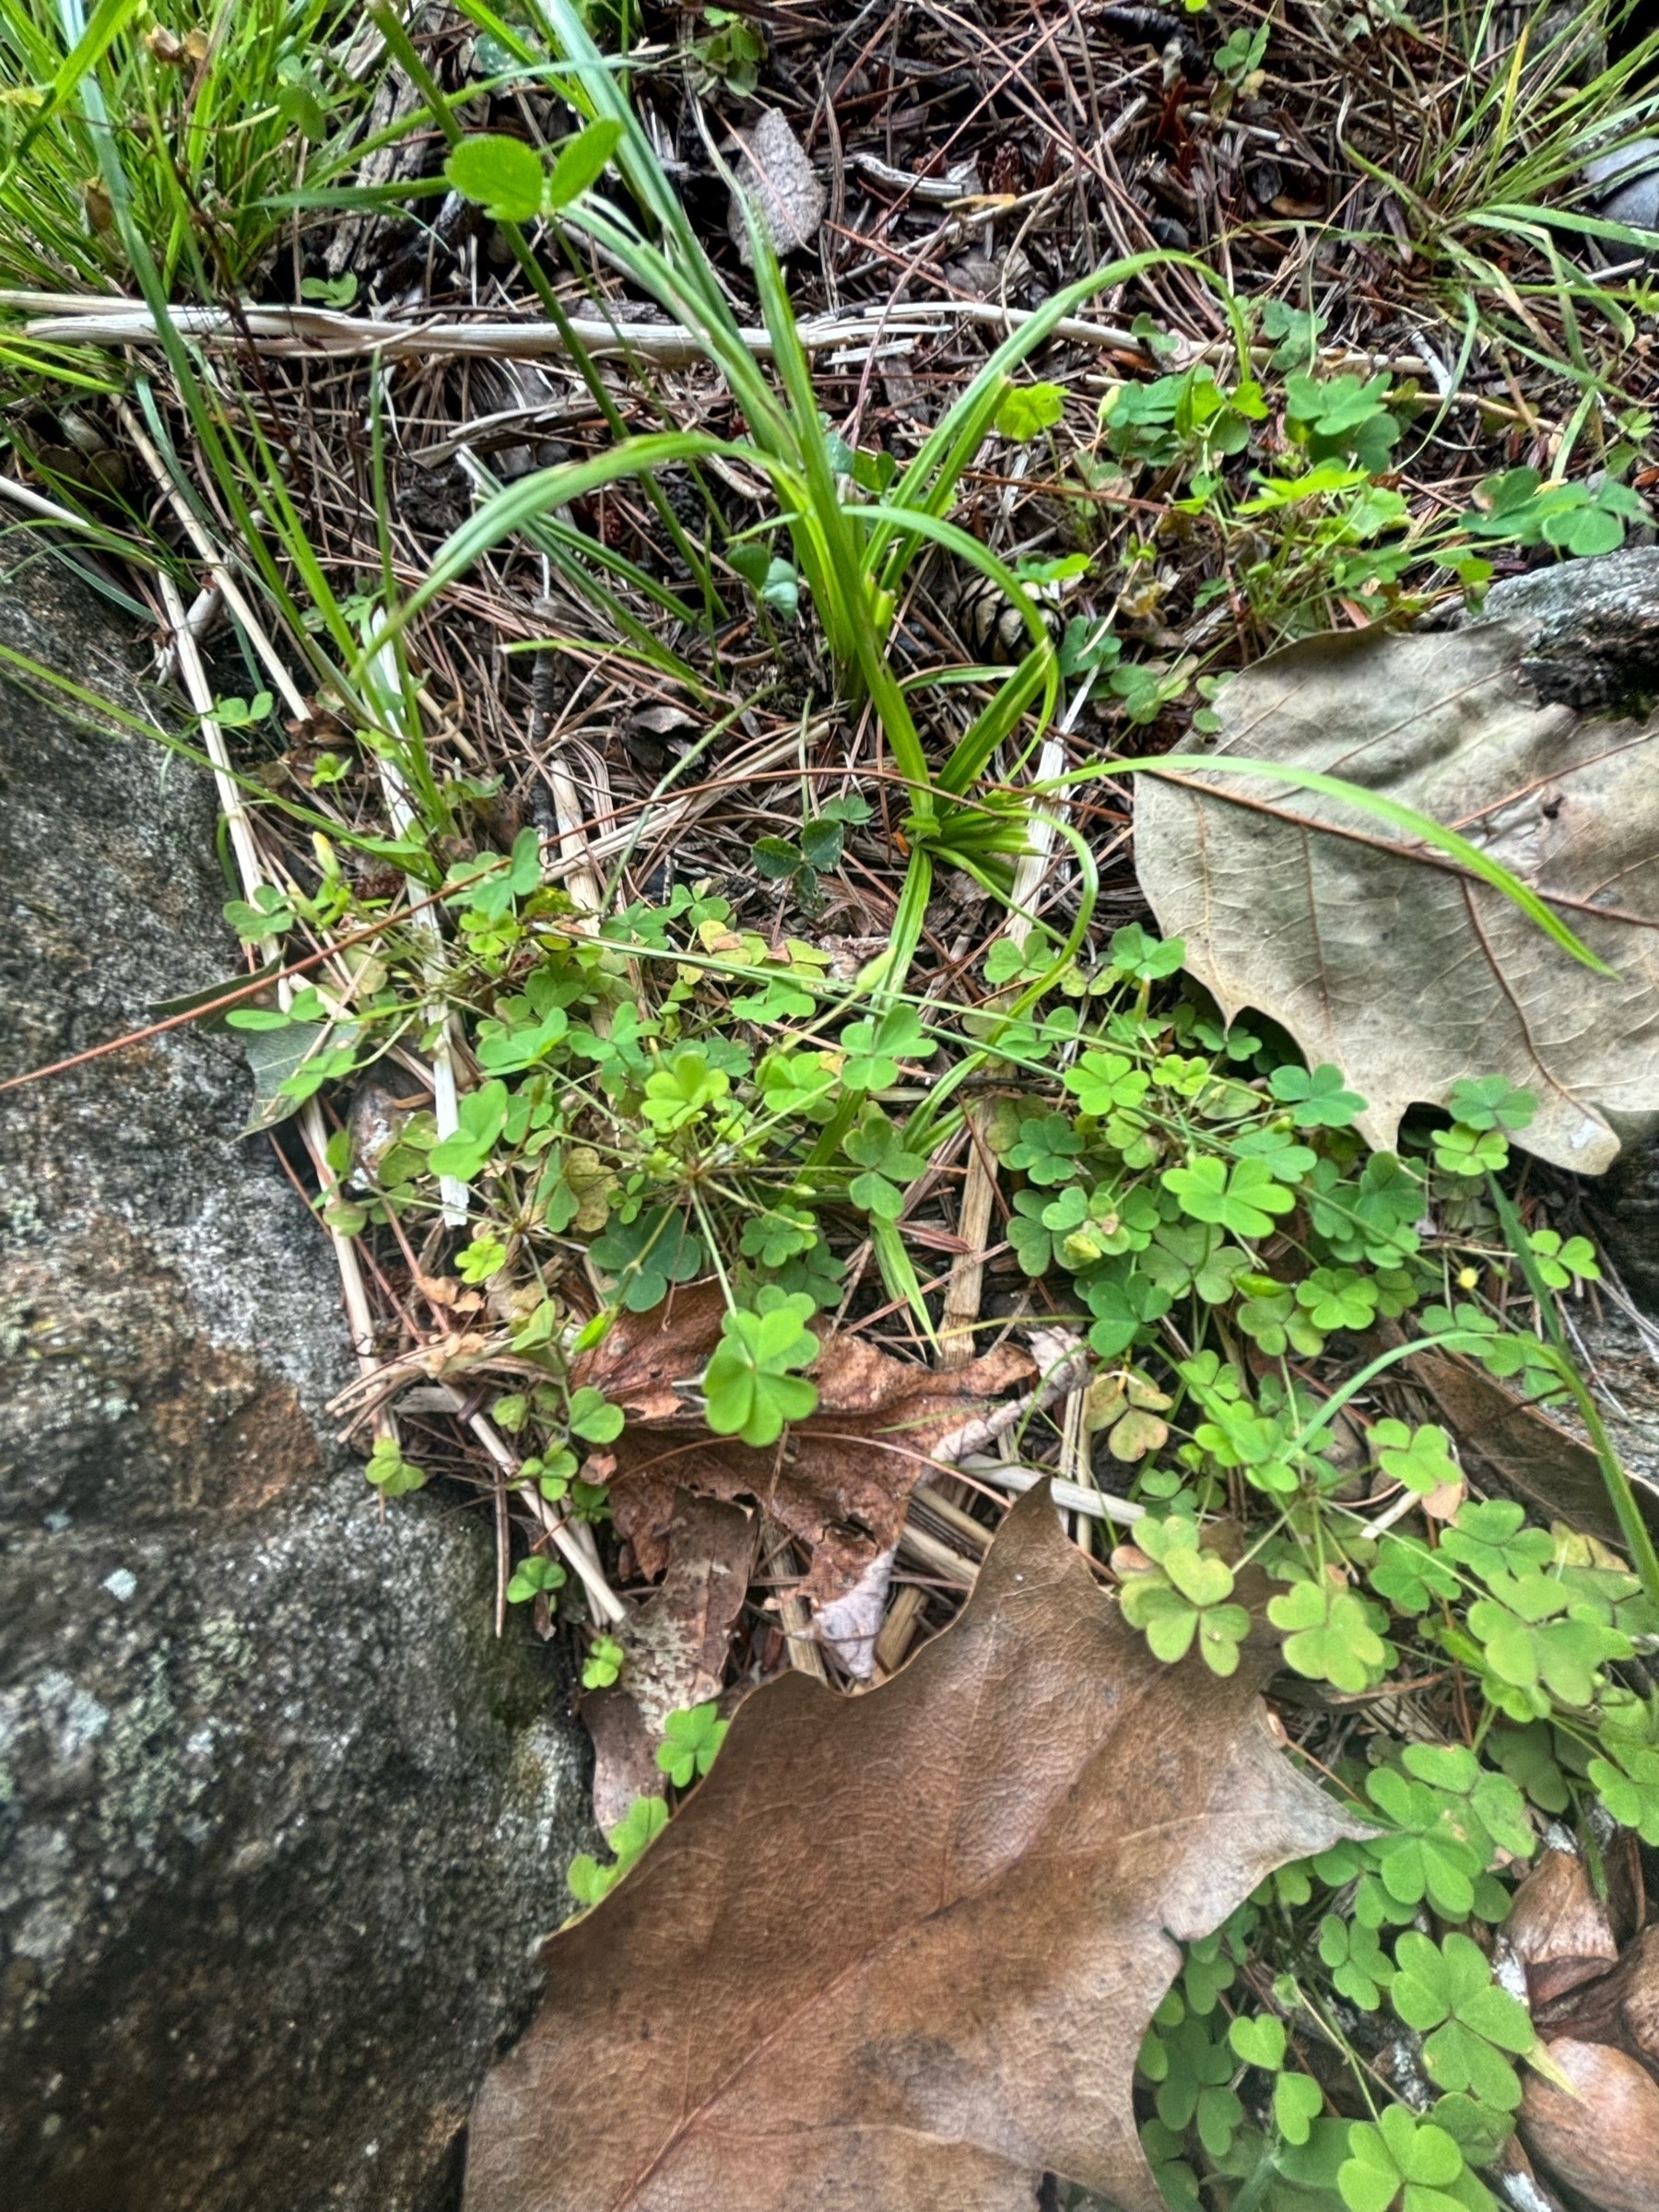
[1399,1333,1659,1553]
[1539,1924,1659,2076]
[1521,2038,1659,2212]
[465,1484,1366,2212]
[1508,1848,1620,2006]
[571,1282,1030,1604]
[585,1492,756,1832]
[727,108,826,264]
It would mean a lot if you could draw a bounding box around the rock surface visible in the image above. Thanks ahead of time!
[0,556,586,2212]
[1465,542,1659,712]
[1466,551,1659,1299]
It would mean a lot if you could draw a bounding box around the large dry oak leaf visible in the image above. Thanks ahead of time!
[464,1485,1365,2212]
[1135,616,1659,1171]
[575,1282,1030,1603]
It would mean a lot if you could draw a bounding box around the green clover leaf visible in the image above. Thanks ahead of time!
[843,1106,926,1219]
[1229,2014,1288,2071]
[589,1206,705,1312]
[1006,1111,1085,1185]
[655,1700,728,1787]
[1433,1123,1509,1178]
[1162,1153,1297,1239]
[1109,922,1185,981]
[1339,2107,1466,2212]
[1400,1743,1535,1862]
[1525,1229,1601,1288]
[701,1290,820,1446]
[455,1233,508,1284]
[1006,1188,1058,1276]
[582,1633,625,1689]
[1371,1534,1461,1616]
[428,1078,511,1182]
[1390,1932,1533,2109]
[1063,1045,1154,1118]
[567,1791,669,1907]
[568,1385,625,1443]
[1276,2070,1326,2145]
[1447,1076,1537,1133]
[444,132,546,222]
[1121,1522,1252,1676]
[506,1553,566,1605]
[1298,1266,1381,1334]
[1318,1913,1394,2010]
[365,1434,426,1498]
[1269,1061,1368,1127]
[739,1206,820,1267]
[1440,1500,1553,1585]
[1365,1770,1483,1919]
[840,1004,935,1089]
[641,1045,730,1131]
[994,380,1066,440]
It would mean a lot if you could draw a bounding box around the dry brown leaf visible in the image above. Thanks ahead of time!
[464,1484,1366,2212]
[1507,1848,1620,2006]
[1134,613,1659,1172]
[727,108,826,264]
[1539,1924,1659,2074]
[1521,2039,1659,2212]
[574,1282,1030,1604]
[584,1492,757,1832]
[1403,1340,1659,1551]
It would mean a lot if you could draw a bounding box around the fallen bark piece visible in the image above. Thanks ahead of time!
[584,1491,756,1833]
[464,1484,1365,2212]
[1134,593,1659,1172]
[1521,2038,1659,2212]
[574,1282,1030,1604]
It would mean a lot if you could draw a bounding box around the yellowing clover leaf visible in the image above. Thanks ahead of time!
[1268,1577,1388,1693]
[1371,1419,1459,1497]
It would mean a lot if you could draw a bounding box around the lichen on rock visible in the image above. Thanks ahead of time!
[0,555,587,2212]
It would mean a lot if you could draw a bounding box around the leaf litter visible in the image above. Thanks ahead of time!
[583,1491,755,1833]
[1135,612,1659,1173]
[12,6,1659,2210]
[465,1486,1365,2212]
[575,1281,1030,1606]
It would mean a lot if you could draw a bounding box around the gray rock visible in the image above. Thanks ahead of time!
[1465,543,1659,713]
[1584,135,1659,242]
[1463,549,1659,1300]
[0,554,587,2211]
